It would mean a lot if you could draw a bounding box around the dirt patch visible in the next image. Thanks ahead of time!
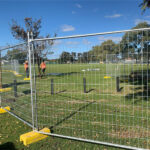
[111,127,150,139]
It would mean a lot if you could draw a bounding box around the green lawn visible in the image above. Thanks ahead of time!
[1,63,150,149]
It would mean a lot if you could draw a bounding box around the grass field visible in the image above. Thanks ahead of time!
[1,63,150,149]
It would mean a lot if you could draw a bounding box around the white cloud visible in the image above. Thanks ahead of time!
[134,19,150,25]
[105,14,122,18]
[72,11,76,14]
[61,24,75,32]
[98,36,122,42]
[145,16,150,18]
[83,39,91,45]
[53,40,62,46]
[75,3,82,8]
[66,41,79,45]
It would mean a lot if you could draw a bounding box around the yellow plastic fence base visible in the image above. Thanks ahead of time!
[0,88,12,92]
[24,78,30,81]
[14,71,22,77]
[20,128,50,146]
[0,106,11,114]
[104,76,111,79]
[3,70,22,77]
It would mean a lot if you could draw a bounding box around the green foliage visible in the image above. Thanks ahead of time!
[11,18,42,41]
[139,0,150,13]
[10,17,56,75]
[121,22,150,59]
[88,40,119,62]
[6,49,27,64]
[59,22,150,63]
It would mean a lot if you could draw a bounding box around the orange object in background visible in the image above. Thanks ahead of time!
[24,61,28,70]
[40,62,46,69]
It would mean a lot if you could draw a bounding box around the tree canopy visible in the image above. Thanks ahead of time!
[139,0,150,13]
[10,17,56,75]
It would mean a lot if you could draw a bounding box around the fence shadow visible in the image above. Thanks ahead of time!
[0,142,17,150]
[2,81,29,88]
[120,69,150,103]
[50,98,95,132]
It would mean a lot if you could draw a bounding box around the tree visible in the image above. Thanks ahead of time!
[88,40,119,62]
[70,52,76,63]
[77,53,82,63]
[6,49,27,64]
[139,0,150,13]
[10,17,56,76]
[120,22,150,60]
[59,51,71,63]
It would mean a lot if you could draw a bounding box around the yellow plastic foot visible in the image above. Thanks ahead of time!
[24,78,30,81]
[104,76,111,79]
[20,128,50,146]
[0,106,11,114]
[16,74,22,77]
[14,71,22,77]
[0,88,12,92]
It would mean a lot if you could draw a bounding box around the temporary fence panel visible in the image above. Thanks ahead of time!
[31,28,150,149]
[1,28,150,150]
[0,43,34,127]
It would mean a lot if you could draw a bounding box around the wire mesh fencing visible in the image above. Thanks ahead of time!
[0,43,34,127]
[31,28,150,149]
[1,28,150,149]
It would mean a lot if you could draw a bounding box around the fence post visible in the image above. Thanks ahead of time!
[14,79,17,97]
[51,79,54,95]
[116,76,120,92]
[83,77,86,93]
[27,32,35,130]
[31,32,38,130]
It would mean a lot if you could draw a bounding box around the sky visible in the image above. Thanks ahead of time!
[0,0,150,58]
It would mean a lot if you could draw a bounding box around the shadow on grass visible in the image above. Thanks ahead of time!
[86,88,95,93]
[50,94,95,132]
[0,142,17,150]
[22,89,31,95]
[35,72,80,78]
[120,69,150,103]
[55,90,67,94]
[2,81,29,88]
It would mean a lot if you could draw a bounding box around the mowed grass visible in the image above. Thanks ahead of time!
[0,113,124,150]
[1,63,150,149]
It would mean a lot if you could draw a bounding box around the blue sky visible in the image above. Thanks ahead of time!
[0,0,150,58]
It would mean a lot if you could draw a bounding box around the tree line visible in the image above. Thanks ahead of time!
[59,22,150,63]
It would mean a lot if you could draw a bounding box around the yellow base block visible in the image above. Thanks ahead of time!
[16,74,22,77]
[14,71,22,77]
[24,78,30,81]
[104,76,111,79]
[0,88,12,92]
[0,106,11,113]
[20,128,50,146]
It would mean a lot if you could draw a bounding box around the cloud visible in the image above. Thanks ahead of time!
[61,24,75,32]
[66,41,79,45]
[83,39,91,45]
[75,3,82,8]
[72,11,76,14]
[134,19,150,25]
[98,36,122,42]
[105,14,122,18]
[145,16,150,18]
[53,40,62,46]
